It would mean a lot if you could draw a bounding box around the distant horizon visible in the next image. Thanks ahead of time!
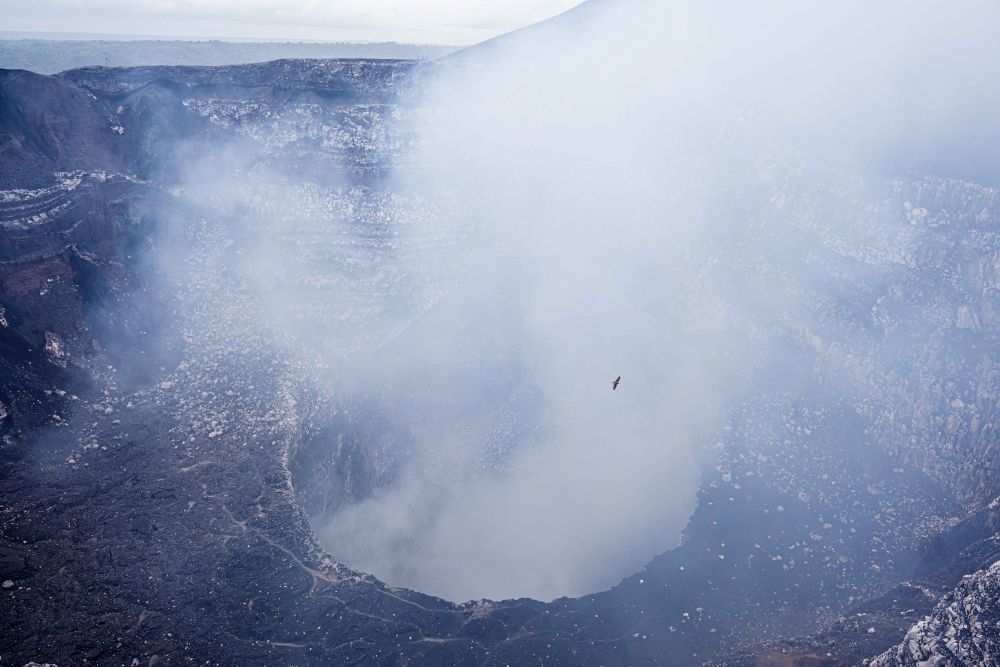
[1,1,585,47]
[0,29,454,47]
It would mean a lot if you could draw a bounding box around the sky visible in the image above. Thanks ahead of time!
[0,0,585,45]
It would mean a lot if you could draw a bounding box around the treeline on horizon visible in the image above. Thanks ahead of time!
[0,39,458,74]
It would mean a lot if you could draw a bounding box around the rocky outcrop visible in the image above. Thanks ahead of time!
[0,70,128,188]
[870,560,1000,666]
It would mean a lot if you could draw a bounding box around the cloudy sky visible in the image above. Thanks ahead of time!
[0,0,585,45]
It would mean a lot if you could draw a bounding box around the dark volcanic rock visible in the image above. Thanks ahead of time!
[0,70,128,187]
[0,171,180,440]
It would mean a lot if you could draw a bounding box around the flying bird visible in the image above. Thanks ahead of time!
[612,376,621,391]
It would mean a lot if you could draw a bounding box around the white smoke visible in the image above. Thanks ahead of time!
[312,0,1000,602]
[151,0,1000,603]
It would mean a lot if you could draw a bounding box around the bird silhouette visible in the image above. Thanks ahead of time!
[612,376,621,391]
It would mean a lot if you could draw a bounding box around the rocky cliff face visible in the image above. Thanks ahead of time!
[0,70,129,188]
[871,559,1000,666]
[0,171,175,437]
